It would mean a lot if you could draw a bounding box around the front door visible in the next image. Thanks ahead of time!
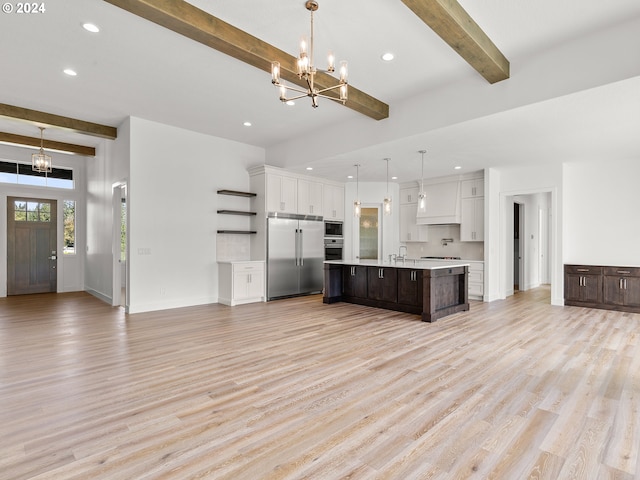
[7,197,57,295]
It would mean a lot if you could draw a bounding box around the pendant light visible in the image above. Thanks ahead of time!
[383,158,391,216]
[32,127,52,173]
[353,164,361,217]
[417,150,427,214]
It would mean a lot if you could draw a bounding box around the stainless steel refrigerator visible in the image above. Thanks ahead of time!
[267,213,324,300]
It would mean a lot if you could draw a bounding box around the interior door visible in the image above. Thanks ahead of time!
[7,197,57,295]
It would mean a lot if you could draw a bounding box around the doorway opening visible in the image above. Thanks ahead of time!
[513,202,524,292]
[7,197,58,295]
[112,183,128,309]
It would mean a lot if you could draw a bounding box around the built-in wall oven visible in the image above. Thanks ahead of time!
[324,237,343,261]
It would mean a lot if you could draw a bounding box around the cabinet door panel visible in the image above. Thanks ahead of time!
[398,269,422,306]
[367,267,397,303]
[343,265,367,298]
[582,274,602,303]
[625,277,640,308]
[604,276,624,306]
[565,273,583,302]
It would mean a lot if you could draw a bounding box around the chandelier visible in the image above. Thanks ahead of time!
[32,127,52,173]
[271,0,348,108]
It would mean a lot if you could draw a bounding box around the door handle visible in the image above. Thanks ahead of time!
[299,229,304,266]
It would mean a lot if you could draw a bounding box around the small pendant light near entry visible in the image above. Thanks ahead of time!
[32,127,52,173]
[354,164,361,217]
[383,158,392,216]
[417,150,427,214]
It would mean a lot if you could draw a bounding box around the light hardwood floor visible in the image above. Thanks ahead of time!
[1,288,640,479]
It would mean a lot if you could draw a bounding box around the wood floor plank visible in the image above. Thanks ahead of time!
[2,287,640,479]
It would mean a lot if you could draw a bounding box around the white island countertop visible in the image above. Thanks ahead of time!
[324,259,470,270]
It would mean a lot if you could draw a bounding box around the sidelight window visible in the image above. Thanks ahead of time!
[64,200,76,255]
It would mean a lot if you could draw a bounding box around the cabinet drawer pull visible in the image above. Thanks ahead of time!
[378,268,384,279]
[617,270,631,274]
[576,268,589,272]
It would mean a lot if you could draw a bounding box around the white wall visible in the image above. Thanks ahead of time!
[0,143,88,297]
[127,117,264,313]
[563,158,640,267]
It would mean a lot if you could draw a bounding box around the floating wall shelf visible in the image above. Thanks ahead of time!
[217,210,256,216]
[216,230,257,235]
[217,189,256,197]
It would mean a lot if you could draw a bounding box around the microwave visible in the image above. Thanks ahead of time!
[324,221,343,238]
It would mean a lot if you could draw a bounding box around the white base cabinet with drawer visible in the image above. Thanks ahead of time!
[218,261,265,306]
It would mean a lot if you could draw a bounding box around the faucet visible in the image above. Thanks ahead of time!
[398,245,408,263]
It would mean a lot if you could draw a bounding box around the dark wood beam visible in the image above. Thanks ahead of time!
[0,104,117,140]
[103,0,390,121]
[0,132,96,157]
[401,0,510,84]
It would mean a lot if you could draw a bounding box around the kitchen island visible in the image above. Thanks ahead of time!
[323,260,469,322]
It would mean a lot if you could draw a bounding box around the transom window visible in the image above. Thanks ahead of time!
[0,160,74,189]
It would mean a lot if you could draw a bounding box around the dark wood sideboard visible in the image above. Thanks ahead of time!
[564,264,640,313]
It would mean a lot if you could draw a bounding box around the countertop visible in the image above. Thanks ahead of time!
[324,259,470,270]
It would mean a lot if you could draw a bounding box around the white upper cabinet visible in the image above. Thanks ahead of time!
[266,173,297,214]
[461,197,484,241]
[400,186,419,205]
[298,179,323,216]
[323,183,345,220]
[461,178,484,198]
[400,203,428,242]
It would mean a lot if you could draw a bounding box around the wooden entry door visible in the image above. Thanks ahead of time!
[7,197,57,295]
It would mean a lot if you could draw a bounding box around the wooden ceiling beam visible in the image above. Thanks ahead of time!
[0,132,96,157]
[103,0,390,121]
[0,104,117,140]
[401,0,510,84]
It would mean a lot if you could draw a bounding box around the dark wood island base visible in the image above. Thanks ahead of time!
[323,262,469,322]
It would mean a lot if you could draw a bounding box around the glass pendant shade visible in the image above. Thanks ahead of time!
[383,158,391,216]
[417,192,427,214]
[417,150,427,214]
[383,196,392,215]
[354,164,361,217]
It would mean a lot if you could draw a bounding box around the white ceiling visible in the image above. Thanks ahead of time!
[1,0,639,183]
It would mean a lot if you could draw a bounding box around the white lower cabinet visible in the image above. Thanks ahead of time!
[467,261,484,300]
[218,261,265,306]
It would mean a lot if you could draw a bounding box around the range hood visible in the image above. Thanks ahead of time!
[416,180,461,225]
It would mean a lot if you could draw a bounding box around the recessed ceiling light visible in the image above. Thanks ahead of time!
[454,166,462,170]
[347,175,353,179]
[63,69,77,76]
[286,100,295,106]
[243,121,252,127]
[391,176,398,180]
[306,167,313,171]
[381,52,395,62]
[83,23,100,33]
